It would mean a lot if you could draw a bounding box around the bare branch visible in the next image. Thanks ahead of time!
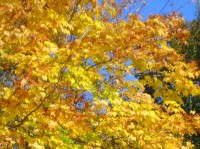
[68,0,82,23]
[85,58,113,71]
[134,70,163,79]
[159,0,170,14]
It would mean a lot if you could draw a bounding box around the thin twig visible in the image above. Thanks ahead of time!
[159,0,170,14]
[68,0,82,23]
[79,0,134,40]
[11,63,66,128]
[85,58,113,71]
[174,1,190,12]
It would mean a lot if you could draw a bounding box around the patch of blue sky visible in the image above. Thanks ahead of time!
[50,52,57,58]
[87,58,95,66]
[155,96,163,104]
[124,73,136,81]
[124,60,137,81]
[66,35,77,43]
[125,0,196,21]
[0,70,14,88]
[62,67,69,73]
[80,91,94,101]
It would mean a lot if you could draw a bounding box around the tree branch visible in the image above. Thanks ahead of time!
[10,66,65,129]
[134,70,163,79]
[85,58,113,71]
[159,0,170,14]
[79,0,133,40]
[12,103,43,128]
[68,0,81,23]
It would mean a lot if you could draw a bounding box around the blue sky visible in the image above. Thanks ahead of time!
[101,0,197,21]
[139,0,197,21]
[98,0,197,21]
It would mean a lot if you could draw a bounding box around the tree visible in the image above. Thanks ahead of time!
[168,1,200,148]
[0,0,199,148]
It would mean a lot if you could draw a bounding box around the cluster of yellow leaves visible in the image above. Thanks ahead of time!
[0,0,199,148]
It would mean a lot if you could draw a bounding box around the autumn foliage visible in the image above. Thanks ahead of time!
[0,0,200,148]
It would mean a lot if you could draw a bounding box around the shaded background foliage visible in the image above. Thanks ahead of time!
[169,1,200,148]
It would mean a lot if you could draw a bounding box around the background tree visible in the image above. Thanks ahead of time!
[168,1,200,148]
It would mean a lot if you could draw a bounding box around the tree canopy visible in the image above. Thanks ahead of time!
[0,0,200,148]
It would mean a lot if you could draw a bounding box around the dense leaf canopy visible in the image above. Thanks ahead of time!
[0,0,200,148]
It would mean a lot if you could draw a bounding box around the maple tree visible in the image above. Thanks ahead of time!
[0,0,200,148]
